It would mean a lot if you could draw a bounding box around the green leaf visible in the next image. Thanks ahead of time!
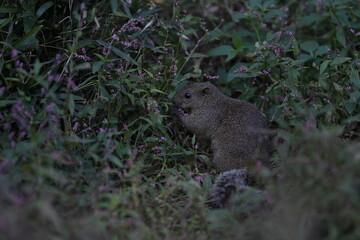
[110,0,118,12]
[0,6,18,13]
[232,32,243,50]
[0,100,17,107]
[333,82,342,92]
[0,59,3,73]
[0,18,11,30]
[207,45,234,56]
[36,1,53,17]
[350,69,360,88]
[68,94,75,115]
[112,11,131,18]
[350,91,360,102]
[92,61,104,73]
[96,40,138,65]
[300,40,319,54]
[190,53,208,58]
[332,57,351,66]
[225,49,238,62]
[150,89,165,94]
[345,103,357,114]
[319,60,330,75]
[336,27,346,47]
[127,93,135,105]
[13,25,42,49]
[298,13,322,26]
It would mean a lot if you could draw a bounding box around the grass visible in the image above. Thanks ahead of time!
[0,0,360,239]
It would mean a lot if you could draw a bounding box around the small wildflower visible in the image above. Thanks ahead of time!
[111,33,119,40]
[0,86,5,96]
[234,66,248,73]
[261,23,267,28]
[45,103,56,113]
[73,122,80,132]
[67,78,78,92]
[160,137,166,141]
[2,123,10,130]
[285,31,293,37]
[152,146,162,151]
[203,74,219,80]
[11,49,18,58]
[260,95,270,102]
[102,47,110,56]
[55,54,62,64]
[262,70,270,75]
[74,52,91,61]
[48,75,63,82]
[15,60,24,68]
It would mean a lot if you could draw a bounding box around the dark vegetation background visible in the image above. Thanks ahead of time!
[0,0,359,239]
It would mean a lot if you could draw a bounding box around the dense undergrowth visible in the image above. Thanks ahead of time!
[0,0,359,239]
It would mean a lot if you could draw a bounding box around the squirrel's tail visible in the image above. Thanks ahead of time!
[207,169,268,208]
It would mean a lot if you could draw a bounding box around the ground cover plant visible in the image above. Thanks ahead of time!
[0,0,360,239]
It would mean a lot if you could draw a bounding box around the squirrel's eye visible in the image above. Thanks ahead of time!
[184,93,192,99]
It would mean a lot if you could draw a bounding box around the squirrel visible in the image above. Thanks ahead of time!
[173,81,272,208]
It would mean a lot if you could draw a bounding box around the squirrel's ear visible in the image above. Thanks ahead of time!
[202,87,212,95]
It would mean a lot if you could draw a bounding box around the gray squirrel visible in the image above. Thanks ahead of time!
[173,82,272,208]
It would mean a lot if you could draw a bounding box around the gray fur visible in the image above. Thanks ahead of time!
[173,82,271,172]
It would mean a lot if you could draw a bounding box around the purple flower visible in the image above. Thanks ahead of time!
[0,86,5,96]
[203,74,219,80]
[74,52,91,61]
[111,33,119,40]
[262,70,270,75]
[121,41,132,47]
[286,31,294,37]
[15,60,24,68]
[11,49,18,58]
[118,18,144,33]
[102,47,110,56]
[260,95,269,102]
[45,103,56,113]
[261,23,267,28]
[2,123,10,130]
[48,75,63,82]
[67,78,78,92]
[55,54,62,64]
[73,122,80,132]
[235,66,248,73]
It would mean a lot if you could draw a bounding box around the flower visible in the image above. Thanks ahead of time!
[203,74,219,80]
[262,70,270,75]
[45,103,56,113]
[11,49,18,58]
[234,66,248,73]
